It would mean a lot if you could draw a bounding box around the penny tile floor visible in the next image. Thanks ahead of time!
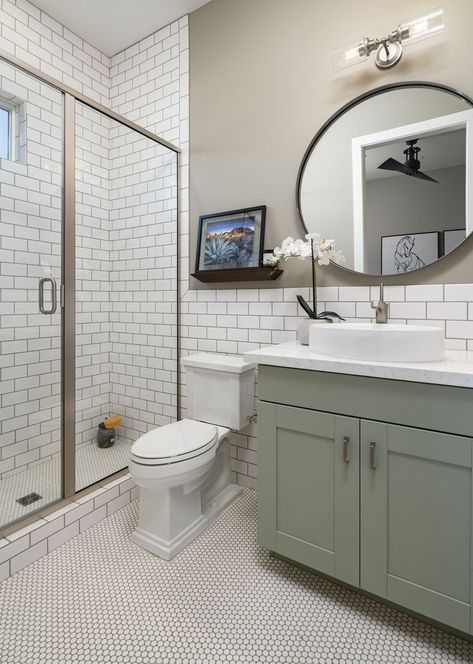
[0,489,472,663]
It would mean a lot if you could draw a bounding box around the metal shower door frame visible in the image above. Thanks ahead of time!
[0,48,181,504]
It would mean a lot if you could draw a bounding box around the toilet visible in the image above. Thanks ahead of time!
[129,353,255,560]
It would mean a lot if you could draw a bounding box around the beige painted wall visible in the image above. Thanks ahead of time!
[189,0,473,288]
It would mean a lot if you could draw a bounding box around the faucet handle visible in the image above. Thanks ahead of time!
[379,282,384,301]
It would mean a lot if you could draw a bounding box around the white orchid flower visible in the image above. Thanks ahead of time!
[272,233,345,267]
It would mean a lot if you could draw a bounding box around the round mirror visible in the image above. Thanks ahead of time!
[297,83,473,276]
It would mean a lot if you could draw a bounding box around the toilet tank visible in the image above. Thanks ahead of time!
[181,353,255,430]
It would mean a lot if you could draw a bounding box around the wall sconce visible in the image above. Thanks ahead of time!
[332,7,445,71]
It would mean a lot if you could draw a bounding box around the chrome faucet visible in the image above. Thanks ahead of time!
[371,283,389,324]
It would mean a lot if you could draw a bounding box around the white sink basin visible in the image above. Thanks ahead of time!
[309,323,445,363]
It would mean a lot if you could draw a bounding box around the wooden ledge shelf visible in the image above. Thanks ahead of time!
[192,267,283,283]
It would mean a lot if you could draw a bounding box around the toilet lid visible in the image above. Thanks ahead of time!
[130,419,218,465]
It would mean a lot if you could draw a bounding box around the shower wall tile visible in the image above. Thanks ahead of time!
[108,127,178,442]
[108,17,188,441]
[0,2,184,534]
[0,0,110,106]
[74,102,113,453]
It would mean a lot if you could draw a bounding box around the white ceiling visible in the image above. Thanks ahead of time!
[31,0,212,56]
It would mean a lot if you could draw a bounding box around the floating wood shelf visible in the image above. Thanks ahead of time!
[192,267,283,283]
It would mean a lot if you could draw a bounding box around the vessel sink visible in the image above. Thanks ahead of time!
[309,323,445,363]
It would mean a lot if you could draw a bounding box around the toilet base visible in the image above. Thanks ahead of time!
[131,482,242,560]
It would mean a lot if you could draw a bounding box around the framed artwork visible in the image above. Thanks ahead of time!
[443,228,465,255]
[381,232,440,275]
[195,206,266,272]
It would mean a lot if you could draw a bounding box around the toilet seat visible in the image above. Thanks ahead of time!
[130,419,219,466]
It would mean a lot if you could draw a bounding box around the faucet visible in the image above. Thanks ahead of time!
[371,283,389,324]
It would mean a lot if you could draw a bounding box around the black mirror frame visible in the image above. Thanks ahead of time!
[296,81,473,276]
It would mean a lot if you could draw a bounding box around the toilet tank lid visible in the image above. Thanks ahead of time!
[181,353,255,374]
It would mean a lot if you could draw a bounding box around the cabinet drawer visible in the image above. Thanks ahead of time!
[259,365,473,437]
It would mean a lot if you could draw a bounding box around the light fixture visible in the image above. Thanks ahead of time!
[332,7,445,71]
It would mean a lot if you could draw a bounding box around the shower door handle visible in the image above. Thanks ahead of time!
[39,277,58,314]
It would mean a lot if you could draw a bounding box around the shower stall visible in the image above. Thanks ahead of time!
[0,55,179,530]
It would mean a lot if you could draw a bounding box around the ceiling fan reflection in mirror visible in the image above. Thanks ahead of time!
[378,139,439,183]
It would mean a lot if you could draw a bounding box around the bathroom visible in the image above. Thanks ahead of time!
[1,0,473,661]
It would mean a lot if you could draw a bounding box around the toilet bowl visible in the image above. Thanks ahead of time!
[129,418,241,560]
[129,353,255,560]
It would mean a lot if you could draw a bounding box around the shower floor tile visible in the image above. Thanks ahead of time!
[0,488,472,663]
[0,437,132,528]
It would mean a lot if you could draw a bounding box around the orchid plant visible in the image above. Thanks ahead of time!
[272,233,346,321]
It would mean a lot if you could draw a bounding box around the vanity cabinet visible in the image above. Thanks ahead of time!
[258,402,360,586]
[257,365,473,635]
[361,421,473,633]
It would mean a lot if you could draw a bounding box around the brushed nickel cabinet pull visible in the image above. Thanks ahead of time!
[369,441,377,470]
[342,436,350,464]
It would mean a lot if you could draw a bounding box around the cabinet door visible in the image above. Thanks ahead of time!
[361,421,473,633]
[258,401,359,586]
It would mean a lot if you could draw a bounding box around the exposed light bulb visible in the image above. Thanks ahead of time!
[401,8,445,45]
[331,42,366,71]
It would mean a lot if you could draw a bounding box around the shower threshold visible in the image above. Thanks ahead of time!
[0,438,132,529]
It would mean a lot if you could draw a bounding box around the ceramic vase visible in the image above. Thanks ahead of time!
[297,317,333,346]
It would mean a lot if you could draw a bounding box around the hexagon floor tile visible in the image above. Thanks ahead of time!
[0,489,472,663]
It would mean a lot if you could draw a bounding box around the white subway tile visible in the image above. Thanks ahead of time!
[10,540,47,574]
[426,302,467,320]
[405,284,444,301]
[445,284,473,301]
[48,522,79,552]
[389,302,426,319]
[339,286,370,301]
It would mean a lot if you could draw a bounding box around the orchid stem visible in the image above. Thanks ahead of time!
[311,239,317,317]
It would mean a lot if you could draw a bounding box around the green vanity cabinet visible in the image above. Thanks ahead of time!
[258,401,360,586]
[361,421,473,633]
[257,365,473,635]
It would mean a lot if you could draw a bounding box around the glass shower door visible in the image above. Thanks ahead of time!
[0,63,63,528]
[74,101,178,491]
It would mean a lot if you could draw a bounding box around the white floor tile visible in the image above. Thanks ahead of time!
[0,489,471,663]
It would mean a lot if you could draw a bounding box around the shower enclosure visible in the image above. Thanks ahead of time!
[0,55,179,530]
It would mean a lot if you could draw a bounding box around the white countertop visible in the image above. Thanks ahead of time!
[244,341,473,388]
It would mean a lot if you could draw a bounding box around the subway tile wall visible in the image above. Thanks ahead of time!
[75,100,179,460]
[0,1,186,484]
[75,102,112,452]
[0,0,183,562]
[109,124,178,442]
[109,18,188,440]
[0,0,110,106]
[109,16,190,300]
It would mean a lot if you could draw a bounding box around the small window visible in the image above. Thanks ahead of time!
[0,107,10,160]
